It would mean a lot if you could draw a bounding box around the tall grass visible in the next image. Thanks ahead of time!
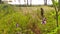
[0,4,60,34]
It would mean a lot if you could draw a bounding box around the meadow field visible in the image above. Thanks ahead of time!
[0,4,60,34]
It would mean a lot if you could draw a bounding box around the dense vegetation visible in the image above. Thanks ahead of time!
[0,4,60,34]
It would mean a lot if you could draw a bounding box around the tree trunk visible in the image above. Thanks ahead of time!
[27,0,28,5]
[24,0,28,5]
[0,0,1,4]
[44,0,47,5]
[30,0,32,5]
[24,0,26,5]
[52,0,59,27]
[58,0,60,11]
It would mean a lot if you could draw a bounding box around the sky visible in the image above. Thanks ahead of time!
[8,0,52,5]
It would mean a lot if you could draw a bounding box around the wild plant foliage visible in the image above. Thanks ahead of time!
[0,4,60,34]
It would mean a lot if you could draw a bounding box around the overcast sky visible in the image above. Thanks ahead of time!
[8,0,52,5]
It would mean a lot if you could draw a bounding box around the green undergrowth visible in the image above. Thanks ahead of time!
[0,4,60,34]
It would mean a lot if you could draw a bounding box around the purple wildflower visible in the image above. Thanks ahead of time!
[41,17,46,24]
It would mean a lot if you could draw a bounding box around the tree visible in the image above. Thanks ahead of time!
[24,0,28,5]
[24,0,26,5]
[44,0,47,5]
[0,0,2,3]
[52,0,59,27]
[27,0,28,5]
[58,0,60,11]
[24,0,32,5]
[30,0,32,5]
